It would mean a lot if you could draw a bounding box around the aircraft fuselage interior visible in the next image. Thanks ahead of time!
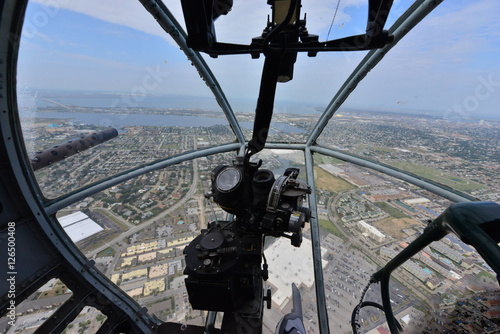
[1,1,499,333]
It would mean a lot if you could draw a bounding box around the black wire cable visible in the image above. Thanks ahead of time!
[261,235,269,281]
[262,235,267,264]
[351,281,403,334]
[352,281,373,333]
[351,302,403,334]
[326,0,342,41]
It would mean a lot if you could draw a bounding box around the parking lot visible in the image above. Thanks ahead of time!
[320,233,425,333]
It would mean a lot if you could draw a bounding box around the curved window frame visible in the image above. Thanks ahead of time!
[1,0,482,333]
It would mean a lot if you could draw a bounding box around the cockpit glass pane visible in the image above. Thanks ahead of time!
[180,0,376,144]
[13,0,500,332]
[314,153,500,332]
[56,150,319,329]
[57,155,232,324]
[17,0,237,199]
[316,0,500,202]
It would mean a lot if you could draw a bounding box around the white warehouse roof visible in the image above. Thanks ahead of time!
[265,235,328,309]
[58,211,103,243]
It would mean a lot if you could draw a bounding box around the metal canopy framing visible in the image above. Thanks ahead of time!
[125,2,452,332]
[311,146,475,203]
[44,143,241,215]
[138,0,246,146]
[306,0,444,146]
[43,0,452,218]
[1,2,157,333]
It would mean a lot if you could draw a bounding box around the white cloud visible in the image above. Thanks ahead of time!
[390,0,500,67]
[210,0,370,43]
[31,0,369,44]
[28,0,499,116]
[32,0,169,40]
[317,0,500,113]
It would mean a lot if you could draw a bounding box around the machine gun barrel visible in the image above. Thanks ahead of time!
[30,128,118,171]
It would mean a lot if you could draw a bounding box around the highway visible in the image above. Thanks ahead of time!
[38,97,72,109]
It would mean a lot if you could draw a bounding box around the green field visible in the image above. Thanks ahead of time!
[160,142,179,150]
[314,167,357,193]
[97,247,116,258]
[318,219,345,240]
[477,270,496,280]
[314,154,344,165]
[388,161,485,192]
[374,202,409,219]
[195,135,209,142]
[372,146,394,153]
[93,208,130,232]
[78,230,122,254]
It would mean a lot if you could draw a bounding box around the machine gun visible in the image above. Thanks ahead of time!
[182,156,311,333]
[30,128,118,171]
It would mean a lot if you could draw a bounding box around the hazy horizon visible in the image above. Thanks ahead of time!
[19,88,500,121]
[17,0,500,120]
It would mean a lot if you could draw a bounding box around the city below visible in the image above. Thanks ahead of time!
[3,102,499,334]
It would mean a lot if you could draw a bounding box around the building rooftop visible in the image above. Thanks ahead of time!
[58,211,103,243]
[265,236,327,309]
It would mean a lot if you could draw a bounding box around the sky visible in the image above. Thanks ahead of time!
[17,0,500,119]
